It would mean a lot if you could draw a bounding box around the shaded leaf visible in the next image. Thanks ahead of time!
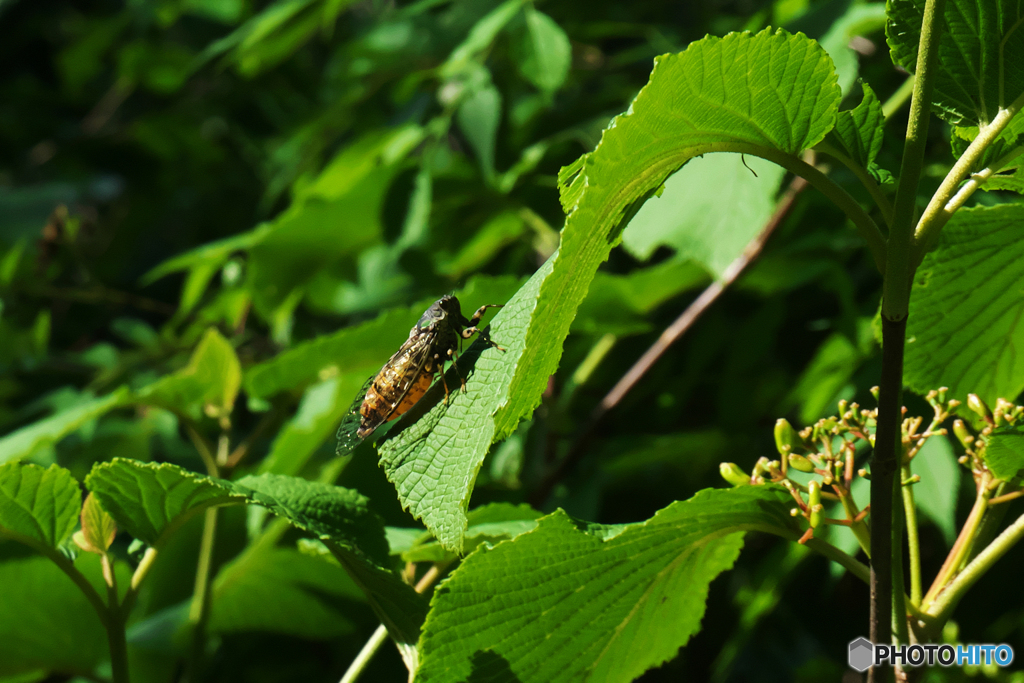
[887,0,1024,126]
[0,554,110,677]
[234,473,427,669]
[210,546,359,638]
[904,204,1024,404]
[513,8,571,94]
[0,387,130,465]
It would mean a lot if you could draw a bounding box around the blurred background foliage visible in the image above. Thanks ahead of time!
[1,0,1019,681]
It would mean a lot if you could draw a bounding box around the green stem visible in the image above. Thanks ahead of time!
[188,507,219,677]
[927,510,1024,627]
[869,4,945,679]
[103,553,130,683]
[881,75,916,121]
[837,486,872,557]
[186,425,226,679]
[340,625,389,683]
[891,486,909,646]
[902,465,922,605]
[805,537,870,584]
[913,92,1024,258]
[813,143,894,227]
[921,486,990,610]
[870,316,907,661]
[884,0,946,319]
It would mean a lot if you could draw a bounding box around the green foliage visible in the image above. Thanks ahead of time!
[86,459,247,546]
[138,328,242,420]
[0,463,80,549]
[887,0,1024,125]
[6,0,1024,680]
[416,487,799,682]
[0,388,131,465]
[904,204,1024,404]
[0,555,111,676]
[984,427,1024,480]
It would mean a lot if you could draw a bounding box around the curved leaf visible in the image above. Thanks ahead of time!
[378,28,840,552]
[85,459,247,546]
[416,486,801,683]
[904,204,1024,404]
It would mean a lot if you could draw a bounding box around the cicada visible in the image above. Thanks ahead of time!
[336,295,503,455]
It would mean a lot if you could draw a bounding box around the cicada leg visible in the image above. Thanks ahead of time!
[461,304,506,351]
[447,347,469,393]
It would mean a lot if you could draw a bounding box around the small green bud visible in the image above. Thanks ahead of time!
[902,474,921,486]
[774,418,798,456]
[995,398,1013,427]
[952,419,973,448]
[967,394,992,422]
[719,462,750,487]
[870,386,880,402]
[858,468,871,480]
[937,387,948,403]
[787,453,815,473]
[808,481,822,528]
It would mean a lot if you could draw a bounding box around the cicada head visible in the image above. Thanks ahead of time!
[417,294,463,332]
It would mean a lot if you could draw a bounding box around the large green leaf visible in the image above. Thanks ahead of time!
[85,459,247,546]
[379,28,840,553]
[912,435,960,545]
[0,387,130,464]
[0,553,114,677]
[984,426,1024,481]
[887,0,1024,126]
[904,204,1024,404]
[621,153,786,277]
[416,486,801,683]
[210,546,360,638]
[137,328,241,420]
[234,473,426,670]
[0,463,80,549]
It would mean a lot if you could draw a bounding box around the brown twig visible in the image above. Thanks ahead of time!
[530,173,810,507]
[26,283,177,316]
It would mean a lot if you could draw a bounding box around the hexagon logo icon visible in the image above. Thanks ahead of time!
[849,637,874,672]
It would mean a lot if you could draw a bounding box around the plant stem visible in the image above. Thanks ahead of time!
[881,75,916,120]
[188,507,219,678]
[921,486,990,609]
[186,425,226,680]
[869,5,945,681]
[339,564,444,683]
[102,553,130,683]
[927,510,1024,626]
[902,465,922,605]
[869,317,907,681]
[913,91,1024,257]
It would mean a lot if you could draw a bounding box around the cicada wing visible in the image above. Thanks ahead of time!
[336,373,376,457]
[361,331,434,426]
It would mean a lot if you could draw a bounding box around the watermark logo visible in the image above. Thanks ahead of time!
[848,639,1014,671]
